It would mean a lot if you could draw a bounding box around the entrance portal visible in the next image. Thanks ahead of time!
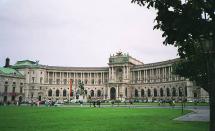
[110,87,116,100]
[38,96,41,101]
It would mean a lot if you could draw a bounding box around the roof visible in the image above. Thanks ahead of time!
[0,67,24,78]
[12,60,42,69]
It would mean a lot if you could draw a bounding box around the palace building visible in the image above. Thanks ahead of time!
[0,52,209,103]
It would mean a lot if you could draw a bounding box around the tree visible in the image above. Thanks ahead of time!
[131,0,215,130]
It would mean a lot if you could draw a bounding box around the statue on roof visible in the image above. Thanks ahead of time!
[116,51,123,56]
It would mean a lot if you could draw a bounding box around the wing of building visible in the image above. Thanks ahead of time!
[0,52,209,103]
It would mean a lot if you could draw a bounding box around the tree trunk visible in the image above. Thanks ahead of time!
[209,87,215,131]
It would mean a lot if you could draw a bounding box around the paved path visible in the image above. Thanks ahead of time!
[174,108,209,122]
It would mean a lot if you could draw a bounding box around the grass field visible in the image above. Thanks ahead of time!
[0,107,208,131]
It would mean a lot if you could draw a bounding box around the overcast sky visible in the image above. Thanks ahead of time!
[0,0,178,67]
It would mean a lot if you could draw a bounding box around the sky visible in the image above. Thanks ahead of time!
[0,0,178,67]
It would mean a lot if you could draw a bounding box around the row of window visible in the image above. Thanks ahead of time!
[132,87,187,97]
[48,79,108,85]
[4,81,23,85]
[3,86,23,93]
[47,89,103,97]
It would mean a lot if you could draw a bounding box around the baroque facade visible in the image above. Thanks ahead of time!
[0,52,209,103]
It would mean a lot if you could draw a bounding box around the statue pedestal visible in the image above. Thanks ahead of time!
[76,95,87,103]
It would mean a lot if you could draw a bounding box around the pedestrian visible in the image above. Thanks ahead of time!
[93,100,96,107]
[97,100,101,108]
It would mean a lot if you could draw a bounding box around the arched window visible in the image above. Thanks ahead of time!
[48,89,52,97]
[56,89,60,97]
[84,90,87,95]
[179,87,183,97]
[125,88,127,97]
[160,88,164,97]
[166,88,170,97]
[154,89,157,97]
[148,89,151,97]
[63,89,67,97]
[172,87,176,97]
[141,89,144,97]
[135,89,138,97]
[97,90,101,97]
[90,90,94,97]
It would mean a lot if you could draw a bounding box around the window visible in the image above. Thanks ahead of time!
[160,88,164,97]
[48,89,52,97]
[125,88,127,97]
[179,87,183,97]
[20,87,23,93]
[64,79,67,85]
[3,96,7,102]
[56,90,60,97]
[154,89,157,97]
[13,82,16,85]
[12,87,16,93]
[4,81,8,84]
[141,89,144,97]
[135,89,138,97]
[90,90,94,97]
[12,95,15,101]
[91,79,94,85]
[40,87,42,90]
[63,89,67,97]
[97,90,101,97]
[56,79,60,85]
[40,77,43,83]
[4,86,8,92]
[49,79,53,84]
[147,89,151,97]
[31,93,34,98]
[172,88,176,97]
[32,77,35,83]
[85,79,88,85]
[166,88,170,96]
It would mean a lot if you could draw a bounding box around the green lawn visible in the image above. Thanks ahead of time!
[0,107,208,131]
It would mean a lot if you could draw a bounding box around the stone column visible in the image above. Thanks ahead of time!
[150,69,152,83]
[112,67,115,81]
[116,85,119,99]
[89,72,91,85]
[47,71,49,84]
[108,87,110,99]
[140,70,142,83]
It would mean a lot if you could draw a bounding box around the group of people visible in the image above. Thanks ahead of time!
[89,100,101,108]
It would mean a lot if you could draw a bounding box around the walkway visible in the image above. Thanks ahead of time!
[174,108,209,122]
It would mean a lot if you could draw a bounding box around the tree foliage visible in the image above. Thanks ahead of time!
[131,0,215,91]
[131,1,215,130]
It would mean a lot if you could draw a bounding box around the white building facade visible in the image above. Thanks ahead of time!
[0,52,209,103]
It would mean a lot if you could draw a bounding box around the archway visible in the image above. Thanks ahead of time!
[110,87,116,100]
[97,90,101,97]
[90,90,94,97]
[135,89,138,97]
[38,96,41,101]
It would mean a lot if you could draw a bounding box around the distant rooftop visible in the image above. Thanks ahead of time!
[0,67,24,78]
[12,60,42,69]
